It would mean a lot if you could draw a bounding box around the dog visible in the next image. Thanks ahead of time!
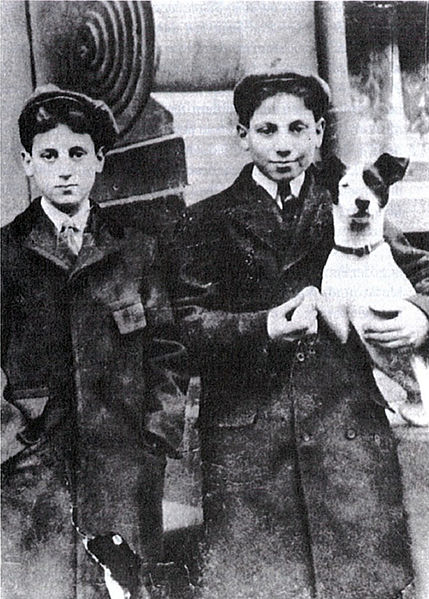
[318,152,429,427]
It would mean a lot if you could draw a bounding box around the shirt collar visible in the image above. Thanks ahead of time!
[252,165,306,201]
[41,197,91,232]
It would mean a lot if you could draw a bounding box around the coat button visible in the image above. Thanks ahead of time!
[345,428,357,440]
[296,352,305,362]
[302,432,311,442]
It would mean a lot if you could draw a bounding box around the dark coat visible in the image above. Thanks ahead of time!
[1,198,186,599]
[174,164,429,599]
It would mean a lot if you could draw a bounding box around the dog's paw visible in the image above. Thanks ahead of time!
[293,286,321,311]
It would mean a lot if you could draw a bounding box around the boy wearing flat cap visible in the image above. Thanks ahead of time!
[174,73,429,598]
[1,85,186,599]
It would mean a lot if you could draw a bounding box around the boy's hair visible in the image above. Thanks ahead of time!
[233,72,331,127]
[19,85,118,153]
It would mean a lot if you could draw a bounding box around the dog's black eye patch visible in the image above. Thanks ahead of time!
[363,168,388,207]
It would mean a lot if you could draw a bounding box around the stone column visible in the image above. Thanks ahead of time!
[315,1,358,162]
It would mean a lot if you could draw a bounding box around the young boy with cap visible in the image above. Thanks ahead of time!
[174,73,429,598]
[1,85,186,599]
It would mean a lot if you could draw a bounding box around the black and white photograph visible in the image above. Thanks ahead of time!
[1,1,428,598]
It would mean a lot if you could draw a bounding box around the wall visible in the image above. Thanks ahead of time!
[1,0,33,224]
[152,1,318,90]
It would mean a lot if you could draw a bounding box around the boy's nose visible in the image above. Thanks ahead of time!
[57,156,74,179]
[276,148,292,157]
[275,132,295,155]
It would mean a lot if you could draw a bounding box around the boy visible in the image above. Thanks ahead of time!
[174,73,429,598]
[1,85,186,599]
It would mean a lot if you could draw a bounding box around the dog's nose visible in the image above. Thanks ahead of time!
[355,198,370,211]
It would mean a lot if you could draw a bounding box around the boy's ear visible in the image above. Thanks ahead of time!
[237,124,249,150]
[95,147,106,172]
[314,118,325,149]
[21,150,34,177]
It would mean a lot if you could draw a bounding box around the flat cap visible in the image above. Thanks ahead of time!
[19,84,118,151]
[233,72,331,125]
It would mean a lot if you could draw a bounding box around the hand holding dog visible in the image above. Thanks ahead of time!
[267,287,319,342]
[363,300,429,349]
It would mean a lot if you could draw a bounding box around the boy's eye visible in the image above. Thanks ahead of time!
[290,123,307,133]
[70,147,87,159]
[40,150,58,161]
[257,124,277,135]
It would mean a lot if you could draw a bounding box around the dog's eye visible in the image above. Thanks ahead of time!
[340,183,349,188]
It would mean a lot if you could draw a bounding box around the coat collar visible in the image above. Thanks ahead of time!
[227,164,282,253]
[19,198,126,275]
[252,165,306,203]
[227,163,333,268]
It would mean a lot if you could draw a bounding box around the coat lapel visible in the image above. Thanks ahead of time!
[21,200,72,271]
[281,167,333,272]
[20,199,124,275]
[228,166,284,254]
[70,208,124,277]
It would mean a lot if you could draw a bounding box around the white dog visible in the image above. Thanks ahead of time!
[319,153,429,426]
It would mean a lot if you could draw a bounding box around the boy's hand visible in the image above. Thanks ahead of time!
[267,287,319,342]
[363,300,429,349]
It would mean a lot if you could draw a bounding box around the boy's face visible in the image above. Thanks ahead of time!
[21,124,105,215]
[238,92,325,183]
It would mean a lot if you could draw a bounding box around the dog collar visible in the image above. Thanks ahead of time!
[333,239,384,257]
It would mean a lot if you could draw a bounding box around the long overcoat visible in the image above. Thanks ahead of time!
[1,199,186,599]
[173,163,429,599]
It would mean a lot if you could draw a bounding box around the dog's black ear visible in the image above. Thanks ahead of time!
[373,153,410,186]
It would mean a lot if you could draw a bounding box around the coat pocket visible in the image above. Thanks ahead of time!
[109,298,147,334]
[9,386,50,420]
[1,387,50,462]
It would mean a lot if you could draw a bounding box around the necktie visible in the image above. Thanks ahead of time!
[278,180,292,203]
[59,222,80,257]
[277,181,301,226]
